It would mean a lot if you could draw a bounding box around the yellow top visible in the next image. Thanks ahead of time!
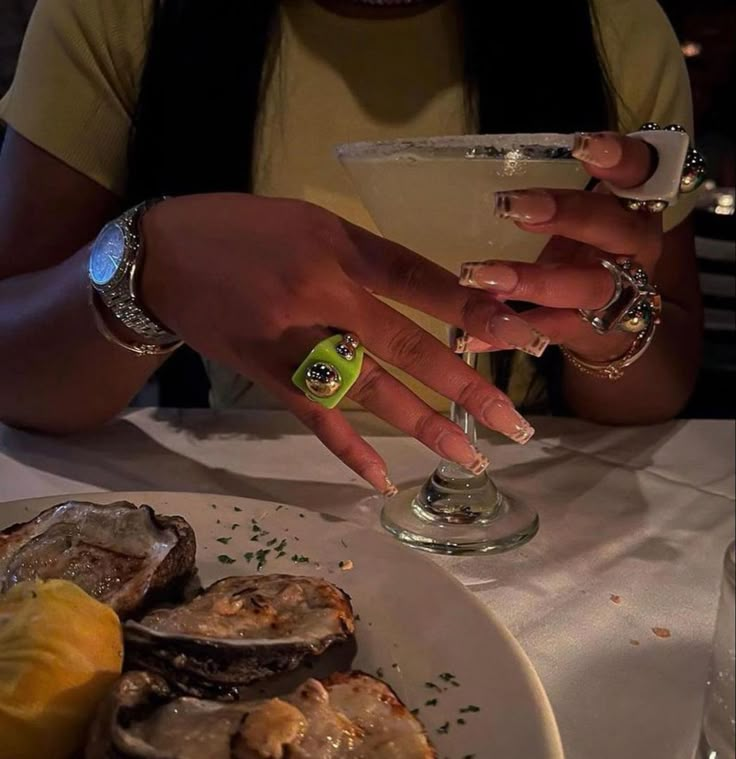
[0,0,695,410]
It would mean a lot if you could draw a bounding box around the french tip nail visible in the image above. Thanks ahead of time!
[494,192,513,219]
[493,190,556,224]
[571,131,620,168]
[571,132,589,160]
[459,262,482,289]
[383,478,399,498]
[467,450,490,475]
[480,399,535,446]
[520,331,550,358]
[511,422,535,445]
[491,314,551,357]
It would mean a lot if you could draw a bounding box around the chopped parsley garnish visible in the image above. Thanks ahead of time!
[439,672,456,682]
[217,554,235,564]
[233,506,242,512]
[216,537,232,545]
[425,682,442,691]
[243,552,254,562]
[436,722,450,734]
[425,698,438,707]
[255,549,271,571]
[266,538,277,547]
[457,718,466,725]
[231,523,240,530]
[291,554,309,563]
[410,708,420,716]
[459,705,480,713]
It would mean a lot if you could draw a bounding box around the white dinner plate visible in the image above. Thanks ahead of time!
[0,491,564,758]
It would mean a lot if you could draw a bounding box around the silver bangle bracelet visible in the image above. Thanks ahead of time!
[90,289,182,357]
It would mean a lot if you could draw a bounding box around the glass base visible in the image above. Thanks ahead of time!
[381,462,539,555]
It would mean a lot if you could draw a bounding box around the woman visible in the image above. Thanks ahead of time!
[0,0,702,493]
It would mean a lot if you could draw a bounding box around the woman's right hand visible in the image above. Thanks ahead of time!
[140,193,545,492]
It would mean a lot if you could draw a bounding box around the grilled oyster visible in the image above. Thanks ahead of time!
[124,575,355,699]
[0,501,196,618]
[86,670,436,759]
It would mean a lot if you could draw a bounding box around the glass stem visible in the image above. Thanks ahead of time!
[450,346,478,445]
[412,327,500,522]
[433,329,482,484]
[448,326,478,444]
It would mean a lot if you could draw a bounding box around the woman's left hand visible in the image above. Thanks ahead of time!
[458,132,663,361]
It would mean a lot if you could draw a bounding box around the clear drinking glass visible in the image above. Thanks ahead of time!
[696,540,735,759]
[336,134,588,554]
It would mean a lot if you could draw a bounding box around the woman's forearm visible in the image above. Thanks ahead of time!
[562,300,701,424]
[0,245,162,433]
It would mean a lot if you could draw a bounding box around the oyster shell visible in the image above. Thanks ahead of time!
[86,670,436,759]
[124,575,355,698]
[0,501,196,618]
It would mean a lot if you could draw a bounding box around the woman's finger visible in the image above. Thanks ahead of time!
[571,132,654,188]
[459,260,616,310]
[340,220,548,353]
[495,188,662,264]
[353,292,536,444]
[348,356,490,472]
[463,307,634,358]
[274,383,398,496]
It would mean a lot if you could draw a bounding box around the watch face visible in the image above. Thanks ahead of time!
[89,223,126,287]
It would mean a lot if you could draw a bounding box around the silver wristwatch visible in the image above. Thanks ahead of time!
[88,199,178,346]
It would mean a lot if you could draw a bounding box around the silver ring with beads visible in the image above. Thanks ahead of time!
[580,258,662,335]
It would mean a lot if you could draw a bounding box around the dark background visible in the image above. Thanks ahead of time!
[1,0,733,418]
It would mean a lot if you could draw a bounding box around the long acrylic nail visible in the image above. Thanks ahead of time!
[494,190,556,224]
[436,432,490,475]
[460,262,519,293]
[365,466,398,497]
[383,479,399,498]
[572,132,623,168]
[480,400,535,444]
[490,313,549,357]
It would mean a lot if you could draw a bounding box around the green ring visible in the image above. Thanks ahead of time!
[292,335,364,409]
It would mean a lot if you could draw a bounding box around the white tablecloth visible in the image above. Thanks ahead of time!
[0,410,733,759]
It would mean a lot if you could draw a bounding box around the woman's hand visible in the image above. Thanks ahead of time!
[458,132,664,361]
[139,193,544,492]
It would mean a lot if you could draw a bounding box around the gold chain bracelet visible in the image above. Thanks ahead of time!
[561,320,657,381]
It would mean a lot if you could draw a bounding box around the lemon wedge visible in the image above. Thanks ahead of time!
[0,579,123,759]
